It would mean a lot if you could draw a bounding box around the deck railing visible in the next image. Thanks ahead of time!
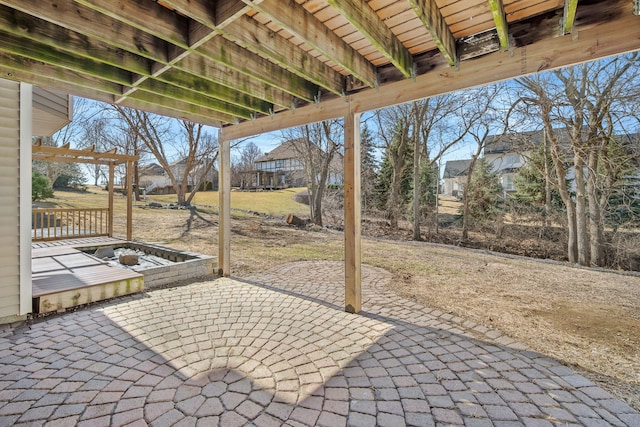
[32,208,110,241]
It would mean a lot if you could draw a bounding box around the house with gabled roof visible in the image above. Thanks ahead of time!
[442,159,472,198]
[253,139,343,189]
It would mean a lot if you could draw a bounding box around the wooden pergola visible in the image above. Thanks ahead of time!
[2,0,640,313]
[32,141,139,241]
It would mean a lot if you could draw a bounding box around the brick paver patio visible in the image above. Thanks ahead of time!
[0,261,638,426]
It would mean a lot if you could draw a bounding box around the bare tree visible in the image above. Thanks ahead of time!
[376,92,480,235]
[410,93,478,239]
[374,105,412,229]
[113,107,218,205]
[457,85,504,239]
[515,53,640,266]
[33,97,94,186]
[78,117,111,186]
[233,142,262,189]
[282,120,342,226]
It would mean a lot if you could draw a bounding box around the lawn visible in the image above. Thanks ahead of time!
[145,187,309,217]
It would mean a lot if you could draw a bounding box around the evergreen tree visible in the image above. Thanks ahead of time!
[374,131,413,216]
[410,160,439,221]
[511,143,565,215]
[602,136,640,230]
[32,171,54,201]
[360,124,378,213]
[459,158,503,227]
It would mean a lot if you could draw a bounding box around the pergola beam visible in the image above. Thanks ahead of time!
[243,0,377,88]
[406,0,458,65]
[487,0,509,50]
[326,0,414,78]
[32,144,139,164]
[32,144,140,240]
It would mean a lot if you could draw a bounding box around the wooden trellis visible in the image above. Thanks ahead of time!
[32,141,139,241]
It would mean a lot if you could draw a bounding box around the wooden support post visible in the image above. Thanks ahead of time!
[126,161,133,241]
[218,133,231,277]
[108,163,114,237]
[344,110,362,313]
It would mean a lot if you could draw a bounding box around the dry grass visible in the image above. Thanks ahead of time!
[42,186,640,410]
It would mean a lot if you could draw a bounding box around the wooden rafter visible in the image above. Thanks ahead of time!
[406,0,458,66]
[0,0,258,121]
[0,54,227,126]
[72,0,266,110]
[326,0,414,78]
[221,6,640,140]
[487,0,509,50]
[0,51,237,125]
[0,30,260,120]
[243,0,378,88]
[221,15,345,95]
[196,36,319,103]
[562,0,579,34]
[0,0,637,129]
[0,4,291,112]
[161,0,322,100]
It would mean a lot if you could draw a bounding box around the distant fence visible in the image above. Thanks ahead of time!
[32,208,110,241]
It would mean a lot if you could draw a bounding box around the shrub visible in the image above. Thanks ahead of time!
[32,171,54,201]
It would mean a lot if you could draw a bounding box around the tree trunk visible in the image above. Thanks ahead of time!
[574,155,590,266]
[462,143,483,240]
[545,127,578,263]
[389,168,401,229]
[412,140,422,241]
[543,133,552,228]
[587,148,604,266]
[133,158,141,202]
[462,166,473,240]
[566,201,578,263]
[312,190,323,226]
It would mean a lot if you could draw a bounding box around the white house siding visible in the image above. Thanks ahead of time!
[0,79,22,321]
[32,87,72,136]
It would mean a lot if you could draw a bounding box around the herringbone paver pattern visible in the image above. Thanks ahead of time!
[0,261,637,426]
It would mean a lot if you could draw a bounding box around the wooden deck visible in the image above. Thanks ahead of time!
[32,237,144,313]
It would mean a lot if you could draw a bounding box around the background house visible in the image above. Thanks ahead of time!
[139,159,218,195]
[442,159,472,198]
[483,132,536,195]
[443,129,640,199]
[253,139,343,189]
